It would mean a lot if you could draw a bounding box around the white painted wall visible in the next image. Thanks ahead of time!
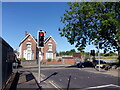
[19,44,22,58]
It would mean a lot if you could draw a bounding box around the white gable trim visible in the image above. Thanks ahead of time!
[44,35,57,44]
[19,33,37,46]
[29,33,37,43]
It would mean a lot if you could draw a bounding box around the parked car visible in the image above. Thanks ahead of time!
[77,61,94,68]
[93,60,107,68]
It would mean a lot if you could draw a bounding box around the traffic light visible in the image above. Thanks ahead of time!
[90,50,95,56]
[38,31,45,47]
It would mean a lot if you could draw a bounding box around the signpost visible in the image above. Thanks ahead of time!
[37,30,45,83]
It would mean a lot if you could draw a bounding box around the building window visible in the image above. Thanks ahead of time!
[48,44,52,51]
[26,43,31,50]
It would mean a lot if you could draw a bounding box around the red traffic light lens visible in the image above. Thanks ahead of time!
[39,32,44,36]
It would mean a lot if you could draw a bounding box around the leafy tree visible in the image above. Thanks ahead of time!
[58,49,76,56]
[59,2,120,65]
[70,49,76,53]
[56,51,59,56]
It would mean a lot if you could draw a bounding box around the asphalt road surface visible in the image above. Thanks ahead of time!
[24,67,120,89]
[40,68,119,89]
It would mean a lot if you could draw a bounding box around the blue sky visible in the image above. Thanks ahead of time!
[2,2,97,52]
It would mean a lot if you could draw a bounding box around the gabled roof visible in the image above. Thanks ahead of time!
[44,37,49,41]
[19,33,57,47]
[44,35,57,44]
[19,33,37,46]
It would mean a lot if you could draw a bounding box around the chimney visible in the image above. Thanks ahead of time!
[25,31,28,36]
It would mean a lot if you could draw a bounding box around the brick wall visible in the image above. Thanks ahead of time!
[46,61,62,65]
[63,58,75,65]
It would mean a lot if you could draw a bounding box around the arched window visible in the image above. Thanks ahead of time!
[26,42,31,50]
[48,44,52,51]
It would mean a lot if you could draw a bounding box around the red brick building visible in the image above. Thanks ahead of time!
[19,32,57,61]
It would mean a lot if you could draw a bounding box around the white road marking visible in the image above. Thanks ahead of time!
[49,80,63,90]
[74,77,77,79]
[85,84,120,89]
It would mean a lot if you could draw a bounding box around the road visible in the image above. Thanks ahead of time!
[25,67,120,89]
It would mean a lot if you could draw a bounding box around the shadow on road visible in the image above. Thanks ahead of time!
[9,72,21,90]
[26,73,34,82]
[40,72,58,83]
[65,65,77,68]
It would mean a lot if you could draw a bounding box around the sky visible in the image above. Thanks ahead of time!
[2,2,98,53]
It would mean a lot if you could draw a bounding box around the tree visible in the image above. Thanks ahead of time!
[70,49,76,53]
[58,2,120,65]
[58,49,76,56]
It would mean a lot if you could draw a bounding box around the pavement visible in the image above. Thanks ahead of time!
[8,69,41,89]
[7,68,58,90]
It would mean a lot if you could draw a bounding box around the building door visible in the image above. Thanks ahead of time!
[27,53,31,60]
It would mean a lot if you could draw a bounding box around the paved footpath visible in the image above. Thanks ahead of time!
[17,71,40,89]
[10,68,57,90]
[9,69,41,89]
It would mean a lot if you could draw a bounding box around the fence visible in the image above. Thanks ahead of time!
[0,37,15,89]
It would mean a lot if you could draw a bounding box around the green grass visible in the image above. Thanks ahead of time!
[95,56,118,59]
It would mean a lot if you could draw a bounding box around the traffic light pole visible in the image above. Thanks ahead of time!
[37,30,45,83]
[38,49,41,83]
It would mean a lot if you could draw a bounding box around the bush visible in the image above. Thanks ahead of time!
[19,58,26,61]
[58,59,62,62]
[47,58,52,62]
